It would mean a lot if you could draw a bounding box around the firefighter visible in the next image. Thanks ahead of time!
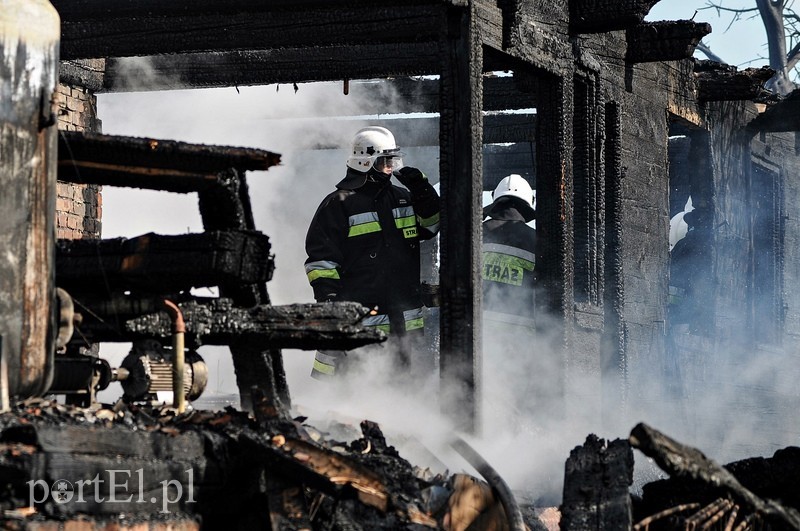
[481,174,539,420]
[304,126,441,380]
[482,174,537,329]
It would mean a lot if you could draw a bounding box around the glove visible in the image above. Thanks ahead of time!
[393,167,427,190]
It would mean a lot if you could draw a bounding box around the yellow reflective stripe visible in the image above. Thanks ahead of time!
[482,251,534,286]
[348,221,382,237]
[307,269,340,282]
[394,215,416,229]
[405,318,424,331]
[312,359,336,375]
[419,212,440,228]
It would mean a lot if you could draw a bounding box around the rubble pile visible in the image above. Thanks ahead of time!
[0,396,535,530]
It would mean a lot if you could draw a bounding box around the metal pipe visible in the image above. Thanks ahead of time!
[162,300,186,413]
[450,435,526,531]
[0,336,8,412]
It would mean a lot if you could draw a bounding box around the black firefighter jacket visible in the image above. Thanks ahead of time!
[305,168,440,334]
[482,200,537,325]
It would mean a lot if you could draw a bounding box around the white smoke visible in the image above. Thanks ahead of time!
[90,71,800,512]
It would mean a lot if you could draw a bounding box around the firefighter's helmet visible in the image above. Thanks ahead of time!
[346,126,405,173]
[493,174,534,208]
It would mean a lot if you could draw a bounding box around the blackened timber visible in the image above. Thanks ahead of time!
[694,64,773,102]
[626,21,711,63]
[54,0,445,61]
[104,45,440,92]
[58,131,280,188]
[629,423,800,531]
[748,90,800,133]
[570,0,660,34]
[56,231,273,295]
[438,4,483,434]
[73,297,385,350]
[561,434,634,531]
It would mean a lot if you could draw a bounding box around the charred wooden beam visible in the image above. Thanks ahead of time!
[626,21,711,63]
[103,45,441,91]
[694,63,774,102]
[59,59,106,92]
[56,231,274,295]
[561,434,633,531]
[747,89,800,133]
[53,0,445,61]
[70,297,385,351]
[629,422,800,530]
[570,0,660,34]
[438,4,484,434]
[58,131,280,193]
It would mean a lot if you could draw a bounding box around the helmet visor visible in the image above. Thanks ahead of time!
[372,155,404,174]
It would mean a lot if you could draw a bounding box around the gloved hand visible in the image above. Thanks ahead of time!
[393,166,428,190]
[320,293,339,303]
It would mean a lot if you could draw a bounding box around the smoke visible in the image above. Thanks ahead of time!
[90,65,800,510]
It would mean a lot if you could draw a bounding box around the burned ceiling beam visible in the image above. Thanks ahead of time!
[103,45,441,92]
[626,21,711,63]
[58,131,280,192]
[747,89,800,133]
[694,63,774,102]
[70,297,386,351]
[56,231,274,295]
[570,0,660,34]
[53,0,445,61]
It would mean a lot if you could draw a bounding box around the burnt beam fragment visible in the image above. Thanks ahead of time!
[694,63,774,102]
[629,422,800,530]
[58,131,280,192]
[72,297,385,351]
[560,434,633,531]
[53,0,445,61]
[570,0,660,34]
[747,89,800,132]
[56,230,274,295]
[626,21,711,63]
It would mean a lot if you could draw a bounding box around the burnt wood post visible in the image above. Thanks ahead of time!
[438,1,484,434]
[0,1,60,398]
[531,71,573,420]
[198,169,288,412]
[561,434,634,530]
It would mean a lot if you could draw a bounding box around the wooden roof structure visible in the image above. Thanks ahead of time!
[52,0,713,431]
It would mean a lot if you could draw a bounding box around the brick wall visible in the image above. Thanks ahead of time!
[56,83,102,240]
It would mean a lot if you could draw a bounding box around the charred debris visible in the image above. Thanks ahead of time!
[5,0,800,529]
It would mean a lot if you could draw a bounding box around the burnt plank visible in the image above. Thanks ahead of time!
[59,131,281,175]
[70,297,386,351]
[570,0,660,34]
[54,0,445,60]
[56,231,274,295]
[694,64,773,102]
[626,21,711,63]
[104,45,441,91]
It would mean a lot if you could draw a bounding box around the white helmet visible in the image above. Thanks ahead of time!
[346,126,405,172]
[493,174,534,208]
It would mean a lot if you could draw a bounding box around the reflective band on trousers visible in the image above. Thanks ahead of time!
[348,211,381,237]
[360,308,424,333]
[305,260,341,282]
[482,243,535,287]
[311,350,344,379]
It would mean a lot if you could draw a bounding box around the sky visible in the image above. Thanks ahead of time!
[90,1,785,501]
